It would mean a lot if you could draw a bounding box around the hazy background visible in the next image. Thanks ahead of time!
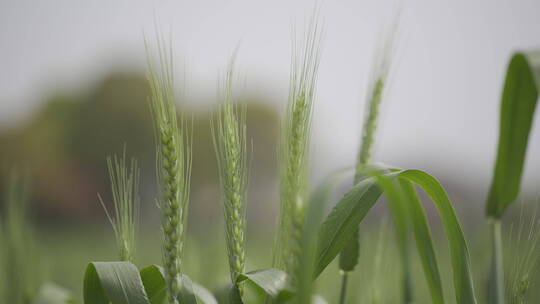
[1,0,540,301]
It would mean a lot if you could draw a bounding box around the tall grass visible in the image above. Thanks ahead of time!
[147,38,192,304]
[273,17,322,279]
[98,148,141,262]
[211,60,248,295]
[0,171,39,304]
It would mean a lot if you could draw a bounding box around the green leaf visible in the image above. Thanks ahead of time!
[338,229,359,272]
[374,173,443,304]
[138,265,216,304]
[83,262,151,304]
[370,171,413,302]
[237,268,291,303]
[397,170,477,304]
[179,274,199,304]
[297,169,354,304]
[314,169,477,303]
[190,282,217,304]
[486,51,540,218]
[34,283,74,304]
[139,265,166,304]
[314,177,383,277]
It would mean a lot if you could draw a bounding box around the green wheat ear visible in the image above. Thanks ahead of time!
[146,36,192,304]
[211,58,248,295]
[273,16,322,278]
[98,147,141,262]
[338,18,399,304]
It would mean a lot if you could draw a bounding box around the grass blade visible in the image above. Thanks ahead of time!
[237,268,290,303]
[373,173,443,303]
[314,177,383,277]
[486,51,540,218]
[398,170,477,304]
[297,169,354,304]
[370,171,413,302]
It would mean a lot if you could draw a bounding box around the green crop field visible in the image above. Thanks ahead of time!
[1,12,539,304]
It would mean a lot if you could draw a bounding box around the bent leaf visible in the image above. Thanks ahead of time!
[314,169,477,303]
[314,177,383,277]
[398,170,477,304]
[297,169,354,304]
[84,262,150,304]
[139,265,166,304]
[139,265,216,304]
[370,172,413,302]
[237,268,291,303]
[486,51,540,218]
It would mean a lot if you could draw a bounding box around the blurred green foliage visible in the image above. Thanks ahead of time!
[0,72,280,229]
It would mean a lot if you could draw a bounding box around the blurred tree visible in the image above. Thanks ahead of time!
[0,71,280,229]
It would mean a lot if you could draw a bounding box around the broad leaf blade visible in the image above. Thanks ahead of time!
[139,265,216,304]
[237,268,290,303]
[83,261,151,304]
[140,265,166,304]
[314,177,383,277]
[486,51,540,218]
[297,169,353,303]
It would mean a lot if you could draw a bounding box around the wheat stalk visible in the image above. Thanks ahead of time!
[211,59,248,295]
[338,18,399,304]
[98,147,141,262]
[273,17,322,278]
[146,37,192,304]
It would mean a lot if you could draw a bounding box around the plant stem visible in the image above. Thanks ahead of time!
[490,219,505,304]
[339,271,349,304]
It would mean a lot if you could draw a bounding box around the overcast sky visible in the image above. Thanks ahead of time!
[1,0,539,204]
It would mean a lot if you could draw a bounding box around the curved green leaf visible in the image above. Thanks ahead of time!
[179,274,199,304]
[398,170,477,304]
[486,51,540,218]
[314,169,477,303]
[370,172,413,302]
[237,268,291,303]
[190,282,217,304]
[298,169,354,304]
[83,262,150,304]
[138,265,216,304]
[314,177,383,277]
[139,265,166,304]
